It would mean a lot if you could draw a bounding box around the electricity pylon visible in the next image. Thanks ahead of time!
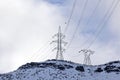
[79,49,94,65]
[51,26,67,60]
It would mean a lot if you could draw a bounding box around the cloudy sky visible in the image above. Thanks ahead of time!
[0,0,120,73]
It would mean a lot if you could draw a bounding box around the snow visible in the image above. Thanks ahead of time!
[0,60,120,80]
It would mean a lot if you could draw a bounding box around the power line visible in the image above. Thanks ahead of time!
[30,0,78,61]
[64,0,77,33]
[28,40,51,61]
[36,0,77,61]
[69,0,119,58]
[41,45,54,60]
[86,0,102,25]
[77,0,102,49]
[78,0,116,50]
[35,0,78,61]
[86,0,120,49]
[43,0,77,60]
[36,44,52,61]
[66,0,88,50]
[34,43,52,61]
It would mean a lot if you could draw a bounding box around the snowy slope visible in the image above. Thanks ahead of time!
[0,59,120,80]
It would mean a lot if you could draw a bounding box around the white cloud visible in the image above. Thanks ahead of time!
[0,0,65,73]
[109,4,120,37]
[0,0,120,73]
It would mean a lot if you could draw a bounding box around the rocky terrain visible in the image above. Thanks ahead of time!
[0,59,120,80]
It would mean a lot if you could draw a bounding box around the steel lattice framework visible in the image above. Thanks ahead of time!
[51,26,67,60]
[79,49,94,65]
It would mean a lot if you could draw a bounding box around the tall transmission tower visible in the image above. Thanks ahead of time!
[51,26,67,60]
[79,49,94,65]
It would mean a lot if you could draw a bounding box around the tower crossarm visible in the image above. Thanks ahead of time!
[52,47,57,52]
[61,35,65,39]
[50,40,58,44]
[52,33,59,38]
[61,40,68,46]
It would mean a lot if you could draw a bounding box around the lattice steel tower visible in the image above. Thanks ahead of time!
[51,26,67,60]
[79,49,94,65]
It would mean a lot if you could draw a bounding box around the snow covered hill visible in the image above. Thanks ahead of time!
[0,59,120,80]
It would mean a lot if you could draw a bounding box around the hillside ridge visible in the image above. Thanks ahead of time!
[0,60,120,80]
